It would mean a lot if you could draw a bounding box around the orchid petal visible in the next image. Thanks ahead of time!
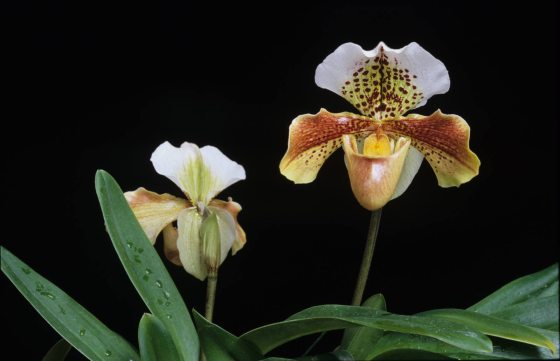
[151,141,245,204]
[199,145,246,201]
[279,108,374,184]
[207,205,237,265]
[150,141,199,195]
[383,110,480,187]
[124,187,189,244]
[162,224,181,266]
[390,146,424,200]
[342,134,411,210]
[210,198,247,255]
[176,208,206,281]
[176,204,240,281]
[315,42,449,120]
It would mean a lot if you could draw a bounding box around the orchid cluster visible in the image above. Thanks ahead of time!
[2,41,558,361]
[128,42,481,290]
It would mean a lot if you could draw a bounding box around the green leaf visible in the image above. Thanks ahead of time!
[468,264,558,314]
[193,310,263,361]
[297,350,354,360]
[95,170,199,361]
[371,333,556,359]
[371,332,556,360]
[373,348,453,360]
[490,296,558,330]
[340,294,386,359]
[42,339,72,361]
[418,308,557,353]
[535,280,558,298]
[1,246,140,361]
[369,333,512,360]
[240,305,492,355]
[260,353,354,361]
[138,313,181,361]
[369,333,468,360]
[485,334,559,360]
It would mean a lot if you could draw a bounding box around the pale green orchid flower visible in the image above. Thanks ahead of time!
[125,141,246,280]
[280,41,480,210]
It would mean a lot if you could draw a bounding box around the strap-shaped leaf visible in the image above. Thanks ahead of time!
[138,313,181,361]
[297,350,354,360]
[1,247,140,361]
[371,329,559,360]
[368,333,498,360]
[468,264,558,314]
[418,309,557,353]
[259,353,353,361]
[95,170,199,361]
[241,305,491,355]
[193,310,263,361]
[340,294,386,359]
[491,296,558,330]
[535,280,558,298]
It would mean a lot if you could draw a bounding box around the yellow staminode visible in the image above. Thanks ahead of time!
[363,134,392,157]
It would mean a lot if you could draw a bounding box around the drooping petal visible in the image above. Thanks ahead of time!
[232,226,247,255]
[176,208,206,280]
[382,110,480,187]
[209,198,246,255]
[279,108,375,184]
[151,141,245,204]
[315,42,450,120]
[162,224,181,265]
[342,134,411,211]
[124,187,189,244]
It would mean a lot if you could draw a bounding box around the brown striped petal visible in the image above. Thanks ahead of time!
[382,110,480,187]
[342,134,411,210]
[124,187,190,244]
[279,108,375,183]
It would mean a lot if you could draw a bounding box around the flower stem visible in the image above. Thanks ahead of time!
[205,272,218,322]
[351,209,382,306]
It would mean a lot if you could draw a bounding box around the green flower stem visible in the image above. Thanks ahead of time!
[205,272,218,322]
[352,209,382,306]
[302,209,383,357]
[201,272,218,361]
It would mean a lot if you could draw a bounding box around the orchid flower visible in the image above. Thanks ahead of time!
[125,141,246,280]
[280,42,480,210]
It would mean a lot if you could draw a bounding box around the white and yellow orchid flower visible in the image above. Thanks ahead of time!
[280,42,480,210]
[125,141,246,280]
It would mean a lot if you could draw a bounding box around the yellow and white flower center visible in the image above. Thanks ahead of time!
[363,133,393,157]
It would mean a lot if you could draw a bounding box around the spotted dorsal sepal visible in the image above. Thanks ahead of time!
[316,42,450,120]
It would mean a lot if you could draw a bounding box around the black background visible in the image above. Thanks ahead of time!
[2,1,558,359]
